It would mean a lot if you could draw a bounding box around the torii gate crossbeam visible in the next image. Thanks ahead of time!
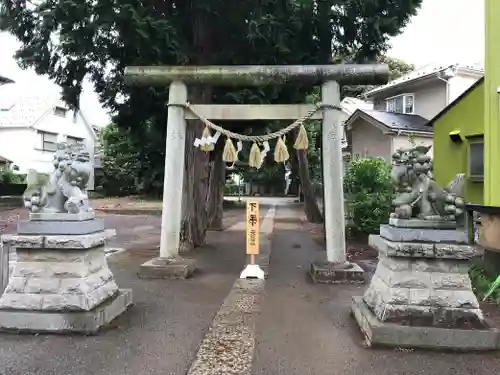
[124,65,389,280]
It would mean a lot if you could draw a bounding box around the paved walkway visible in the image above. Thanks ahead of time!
[2,202,500,374]
[252,205,500,375]
[0,207,268,375]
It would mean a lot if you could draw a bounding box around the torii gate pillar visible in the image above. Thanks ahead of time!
[124,65,389,280]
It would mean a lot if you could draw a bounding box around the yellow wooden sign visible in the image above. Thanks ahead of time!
[246,200,260,257]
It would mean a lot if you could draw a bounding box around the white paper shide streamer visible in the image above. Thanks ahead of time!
[259,141,270,168]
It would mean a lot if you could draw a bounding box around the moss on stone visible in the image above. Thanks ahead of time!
[124,65,389,87]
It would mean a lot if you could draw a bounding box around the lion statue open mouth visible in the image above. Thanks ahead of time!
[390,145,465,223]
[23,142,94,214]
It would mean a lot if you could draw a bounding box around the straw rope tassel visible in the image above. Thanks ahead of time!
[274,136,289,163]
[293,123,309,150]
[248,142,261,168]
[200,126,214,152]
[222,137,237,163]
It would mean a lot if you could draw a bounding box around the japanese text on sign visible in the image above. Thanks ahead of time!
[246,201,260,255]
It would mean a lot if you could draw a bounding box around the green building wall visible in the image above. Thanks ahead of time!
[433,81,484,204]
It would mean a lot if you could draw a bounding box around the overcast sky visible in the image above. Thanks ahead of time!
[0,0,485,126]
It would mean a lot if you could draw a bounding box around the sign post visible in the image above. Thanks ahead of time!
[240,200,265,280]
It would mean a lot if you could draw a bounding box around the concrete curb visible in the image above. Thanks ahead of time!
[186,205,276,375]
[94,208,162,216]
[257,206,275,278]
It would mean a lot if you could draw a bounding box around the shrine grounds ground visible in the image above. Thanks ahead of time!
[0,200,499,375]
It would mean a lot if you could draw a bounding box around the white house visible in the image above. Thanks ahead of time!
[0,79,97,179]
[344,63,484,163]
[364,62,484,119]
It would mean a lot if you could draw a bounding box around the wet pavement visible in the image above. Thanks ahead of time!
[0,207,268,375]
[0,208,244,249]
[1,202,500,375]
[252,204,500,375]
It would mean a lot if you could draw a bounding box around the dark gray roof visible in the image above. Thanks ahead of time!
[0,75,14,85]
[360,110,432,133]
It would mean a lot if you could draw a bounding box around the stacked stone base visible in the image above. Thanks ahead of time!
[0,289,132,334]
[351,296,499,351]
[351,221,500,350]
[309,261,365,284]
[0,219,132,333]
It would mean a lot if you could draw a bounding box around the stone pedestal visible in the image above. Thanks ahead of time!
[309,261,364,284]
[351,220,500,350]
[138,257,195,279]
[0,215,132,333]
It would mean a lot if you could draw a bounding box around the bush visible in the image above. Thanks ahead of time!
[344,157,393,235]
[0,168,26,184]
[99,125,143,197]
[224,182,240,195]
[470,261,500,304]
[0,168,27,197]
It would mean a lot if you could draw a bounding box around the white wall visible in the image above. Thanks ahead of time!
[350,118,392,162]
[0,109,95,175]
[31,109,95,174]
[392,135,434,158]
[35,109,93,140]
[448,74,482,103]
[373,80,447,120]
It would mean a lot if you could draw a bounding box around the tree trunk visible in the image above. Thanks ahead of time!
[206,142,225,230]
[179,87,212,252]
[317,0,333,64]
[287,144,300,196]
[296,149,323,222]
[179,0,213,252]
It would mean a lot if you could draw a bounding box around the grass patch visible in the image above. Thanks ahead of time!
[470,261,500,304]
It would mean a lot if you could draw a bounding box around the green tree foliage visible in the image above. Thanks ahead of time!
[381,56,415,80]
[99,123,166,197]
[344,157,393,235]
[0,0,422,243]
[0,0,422,130]
[98,125,140,197]
[0,168,25,184]
[340,55,415,97]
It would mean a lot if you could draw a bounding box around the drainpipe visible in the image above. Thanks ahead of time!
[437,66,457,105]
[436,75,450,105]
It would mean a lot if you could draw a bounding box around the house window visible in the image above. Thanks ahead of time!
[54,106,67,117]
[468,139,484,181]
[38,131,58,152]
[66,136,83,145]
[386,94,415,114]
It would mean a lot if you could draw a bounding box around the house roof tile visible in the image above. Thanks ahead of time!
[0,84,97,140]
[0,84,59,128]
[340,97,373,115]
[0,155,12,163]
[364,63,484,97]
[353,109,432,133]
[0,75,15,85]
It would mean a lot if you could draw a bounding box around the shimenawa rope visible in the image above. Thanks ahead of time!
[168,101,342,167]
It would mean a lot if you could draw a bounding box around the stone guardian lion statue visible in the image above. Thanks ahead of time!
[23,142,94,214]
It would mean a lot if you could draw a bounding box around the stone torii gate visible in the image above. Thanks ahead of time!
[124,65,389,280]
